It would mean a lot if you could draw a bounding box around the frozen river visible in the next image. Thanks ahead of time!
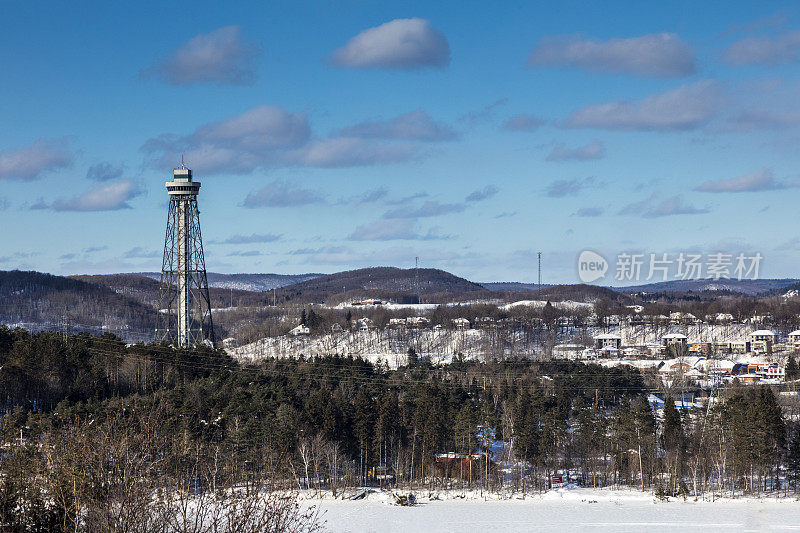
[304,487,800,532]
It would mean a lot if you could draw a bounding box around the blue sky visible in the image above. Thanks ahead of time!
[2,1,800,283]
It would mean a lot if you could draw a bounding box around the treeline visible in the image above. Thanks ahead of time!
[2,328,800,529]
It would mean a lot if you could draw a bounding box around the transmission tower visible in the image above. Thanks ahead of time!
[155,161,215,348]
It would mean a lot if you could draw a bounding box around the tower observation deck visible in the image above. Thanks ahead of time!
[155,162,215,348]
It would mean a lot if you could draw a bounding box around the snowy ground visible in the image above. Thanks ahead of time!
[301,487,800,532]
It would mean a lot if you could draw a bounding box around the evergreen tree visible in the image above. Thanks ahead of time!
[786,356,799,381]
[662,395,685,494]
[300,309,307,325]
[787,429,800,492]
[307,309,321,331]
[406,347,418,367]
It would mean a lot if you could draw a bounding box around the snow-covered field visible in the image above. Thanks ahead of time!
[302,487,800,532]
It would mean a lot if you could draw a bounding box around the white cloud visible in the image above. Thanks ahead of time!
[337,110,456,141]
[242,180,325,208]
[565,81,719,131]
[619,193,709,217]
[191,105,309,150]
[459,98,508,128]
[348,218,450,241]
[142,25,261,85]
[724,31,800,66]
[143,105,415,173]
[546,141,605,161]
[726,108,800,131]
[383,200,466,219]
[0,139,72,180]
[544,177,596,198]
[217,233,282,244]
[695,168,786,193]
[331,18,450,69]
[86,162,123,181]
[574,207,604,217]
[465,185,498,202]
[502,114,546,131]
[528,33,695,77]
[290,137,415,168]
[123,247,160,259]
[50,180,144,211]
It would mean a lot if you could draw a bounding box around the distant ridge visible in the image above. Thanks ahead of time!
[613,278,800,296]
[133,272,323,292]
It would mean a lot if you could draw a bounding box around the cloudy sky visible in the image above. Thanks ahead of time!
[2,1,800,283]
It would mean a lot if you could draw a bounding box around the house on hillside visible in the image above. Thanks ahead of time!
[594,333,622,350]
[406,316,430,327]
[789,330,800,350]
[754,362,784,380]
[553,344,584,360]
[352,317,374,331]
[662,333,688,352]
[670,312,699,325]
[290,324,310,336]
[706,313,734,323]
[690,342,711,355]
[452,317,470,330]
[750,330,777,353]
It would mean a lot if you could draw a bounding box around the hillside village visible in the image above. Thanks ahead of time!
[229,298,800,394]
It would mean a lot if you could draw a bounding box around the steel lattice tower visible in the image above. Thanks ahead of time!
[155,162,215,348]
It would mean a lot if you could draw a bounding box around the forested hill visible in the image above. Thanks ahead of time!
[0,270,157,335]
[616,278,800,296]
[72,273,162,308]
[504,284,634,305]
[277,267,491,304]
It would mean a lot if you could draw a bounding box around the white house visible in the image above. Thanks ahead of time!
[352,317,374,331]
[388,318,406,328]
[290,324,310,336]
[452,317,470,330]
[594,333,622,351]
[670,312,698,325]
[406,316,430,327]
[788,330,800,350]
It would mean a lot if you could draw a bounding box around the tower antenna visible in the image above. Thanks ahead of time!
[538,251,542,292]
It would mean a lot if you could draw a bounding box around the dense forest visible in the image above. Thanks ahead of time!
[1,326,800,530]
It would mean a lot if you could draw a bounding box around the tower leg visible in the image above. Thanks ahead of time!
[177,199,190,347]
